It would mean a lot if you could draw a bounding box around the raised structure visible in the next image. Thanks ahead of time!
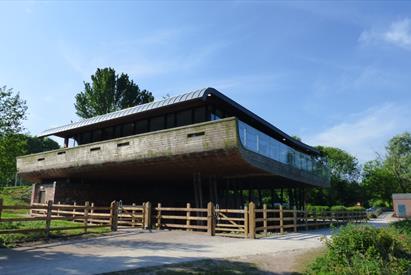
[17,88,330,209]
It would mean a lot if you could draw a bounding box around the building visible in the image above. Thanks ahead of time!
[392,193,411,218]
[17,88,330,209]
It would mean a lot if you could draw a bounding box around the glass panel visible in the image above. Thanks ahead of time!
[166,114,175,129]
[150,116,165,131]
[193,107,206,123]
[92,129,102,142]
[176,109,192,127]
[135,120,148,134]
[238,120,329,180]
[123,123,134,136]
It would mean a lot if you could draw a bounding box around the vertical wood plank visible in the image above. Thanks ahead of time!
[186,203,191,231]
[279,204,284,234]
[293,206,297,233]
[244,205,249,239]
[157,203,161,230]
[84,201,89,233]
[45,200,52,237]
[207,202,215,236]
[145,202,151,229]
[131,203,136,227]
[249,202,256,239]
[0,198,3,220]
[72,201,76,219]
[263,204,267,236]
[110,201,118,232]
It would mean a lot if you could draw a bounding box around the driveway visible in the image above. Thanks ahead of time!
[0,228,331,275]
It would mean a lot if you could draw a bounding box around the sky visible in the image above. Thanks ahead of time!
[0,1,410,163]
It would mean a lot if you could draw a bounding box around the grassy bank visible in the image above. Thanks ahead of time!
[0,186,110,247]
[305,221,411,274]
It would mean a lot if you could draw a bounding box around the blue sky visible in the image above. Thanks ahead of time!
[1,1,411,163]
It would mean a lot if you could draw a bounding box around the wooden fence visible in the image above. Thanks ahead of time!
[0,199,367,239]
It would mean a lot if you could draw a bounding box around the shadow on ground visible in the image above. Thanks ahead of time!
[101,258,297,275]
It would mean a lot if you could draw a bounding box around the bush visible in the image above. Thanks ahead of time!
[306,205,330,214]
[306,224,411,275]
[330,205,347,212]
[346,206,365,212]
[391,220,411,236]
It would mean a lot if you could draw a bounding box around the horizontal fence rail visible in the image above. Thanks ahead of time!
[0,198,367,240]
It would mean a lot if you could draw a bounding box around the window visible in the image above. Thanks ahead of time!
[193,107,206,123]
[176,110,192,127]
[103,127,114,140]
[166,113,175,129]
[92,129,102,142]
[150,116,165,131]
[135,120,148,134]
[123,123,134,137]
[114,125,122,138]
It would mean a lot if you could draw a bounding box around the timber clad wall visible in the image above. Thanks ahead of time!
[17,118,239,180]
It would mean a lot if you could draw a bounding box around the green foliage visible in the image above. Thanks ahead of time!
[391,220,411,236]
[74,67,154,118]
[307,146,362,206]
[330,205,347,212]
[0,185,32,205]
[306,225,411,275]
[0,134,27,186]
[306,205,330,214]
[25,135,60,154]
[0,86,27,135]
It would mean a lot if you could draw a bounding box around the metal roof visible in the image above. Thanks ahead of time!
[39,88,208,137]
[39,87,320,155]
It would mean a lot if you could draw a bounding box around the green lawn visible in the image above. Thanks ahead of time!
[0,186,110,247]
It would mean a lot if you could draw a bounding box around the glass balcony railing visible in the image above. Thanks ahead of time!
[238,120,330,181]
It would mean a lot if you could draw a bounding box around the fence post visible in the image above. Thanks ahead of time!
[207,202,215,236]
[84,201,89,233]
[249,202,256,239]
[90,202,94,225]
[186,203,191,231]
[45,200,53,237]
[314,209,318,229]
[142,202,146,228]
[72,201,76,220]
[279,204,284,234]
[293,206,297,233]
[244,204,249,239]
[304,209,308,230]
[110,201,118,232]
[263,204,268,236]
[144,201,152,229]
[156,203,161,230]
[131,203,136,227]
[0,198,3,220]
[57,201,61,217]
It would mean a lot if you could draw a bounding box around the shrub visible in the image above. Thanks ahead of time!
[330,205,347,212]
[391,220,411,236]
[346,206,365,212]
[306,205,330,214]
[306,224,411,275]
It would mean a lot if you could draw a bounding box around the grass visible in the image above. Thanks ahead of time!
[0,185,110,247]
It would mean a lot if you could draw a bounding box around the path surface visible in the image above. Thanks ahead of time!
[0,213,397,275]
[0,228,330,275]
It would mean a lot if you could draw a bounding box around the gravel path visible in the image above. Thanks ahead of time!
[0,228,331,275]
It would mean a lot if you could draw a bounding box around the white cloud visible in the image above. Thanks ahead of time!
[305,103,411,163]
[359,18,411,50]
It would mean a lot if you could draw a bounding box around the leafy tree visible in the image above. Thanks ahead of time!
[362,159,396,207]
[307,146,362,206]
[25,136,60,154]
[74,67,154,118]
[0,86,27,135]
[385,132,411,193]
[0,134,26,185]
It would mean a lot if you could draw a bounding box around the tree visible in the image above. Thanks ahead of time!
[0,86,27,135]
[385,132,411,193]
[0,86,28,186]
[25,136,60,154]
[307,146,362,206]
[74,67,154,118]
